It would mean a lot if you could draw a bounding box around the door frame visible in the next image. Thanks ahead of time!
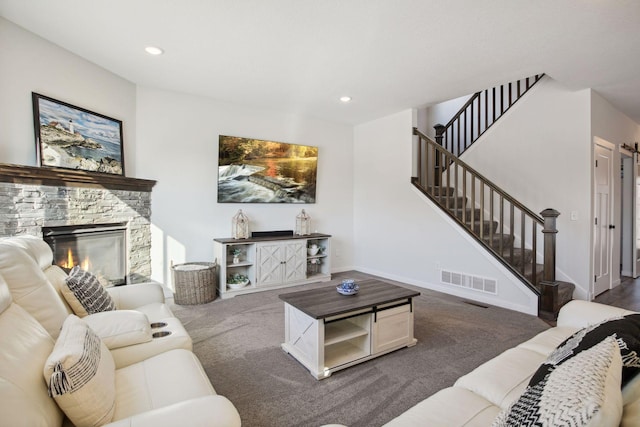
[620,147,635,278]
[635,151,640,278]
[592,137,616,299]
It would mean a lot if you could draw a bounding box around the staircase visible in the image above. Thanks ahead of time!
[412,127,574,319]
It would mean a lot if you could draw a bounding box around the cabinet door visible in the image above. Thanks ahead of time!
[283,241,306,282]
[256,243,283,286]
[372,303,413,354]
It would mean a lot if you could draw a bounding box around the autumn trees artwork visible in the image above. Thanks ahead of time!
[218,135,318,203]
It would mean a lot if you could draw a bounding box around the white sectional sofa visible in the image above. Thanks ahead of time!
[382,300,640,427]
[0,235,241,426]
[0,235,192,368]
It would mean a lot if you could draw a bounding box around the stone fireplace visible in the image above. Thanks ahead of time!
[0,163,156,284]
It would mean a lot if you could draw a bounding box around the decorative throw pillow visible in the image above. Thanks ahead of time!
[62,266,116,317]
[493,336,623,427]
[531,314,640,387]
[43,314,116,427]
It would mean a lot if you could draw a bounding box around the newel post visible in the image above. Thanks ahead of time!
[541,208,560,282]
[433,124,445,186]
[434,124,445,147]
[539,208,560,318]
[412,127,422,185]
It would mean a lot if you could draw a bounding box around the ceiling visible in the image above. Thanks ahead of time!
[2,0,640,126]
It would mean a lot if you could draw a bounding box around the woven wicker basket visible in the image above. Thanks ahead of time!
[172,261,217,305]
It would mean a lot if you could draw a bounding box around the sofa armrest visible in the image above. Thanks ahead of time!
[83,310,152,349]
[107,283,165,309]
[557,300,635,329]
[104,396,241,427]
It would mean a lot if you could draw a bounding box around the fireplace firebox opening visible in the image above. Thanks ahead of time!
[43,222,128,286]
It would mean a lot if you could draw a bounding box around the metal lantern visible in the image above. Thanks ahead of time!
[232,209,250,239]
[295,209,311,235]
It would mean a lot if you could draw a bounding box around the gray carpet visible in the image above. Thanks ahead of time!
[170,271,549,427]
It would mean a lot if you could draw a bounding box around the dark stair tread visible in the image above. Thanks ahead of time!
[449,207,482,220]
[433,196,468,209]
[481,233,515,248]
[538,281,576,321]
[531,275,574,297]
[556,281,575,301]
[524,263,545,283]
[500,247,534,267]
[429,186,455,197]
[466,220,499,234]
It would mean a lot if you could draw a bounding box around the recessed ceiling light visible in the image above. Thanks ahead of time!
[340,96,352,103]
[144,46,164,56]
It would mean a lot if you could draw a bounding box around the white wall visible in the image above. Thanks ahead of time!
[135,87,355,287]
[0,18,355,289]
[591,91,640,287]
[0,18,137,172]
[353,109,538,315]
[457,77,592,298]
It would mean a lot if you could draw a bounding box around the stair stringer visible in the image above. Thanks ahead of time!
[383,186,538,315]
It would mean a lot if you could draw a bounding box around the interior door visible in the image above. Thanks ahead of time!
[593,142,614,297]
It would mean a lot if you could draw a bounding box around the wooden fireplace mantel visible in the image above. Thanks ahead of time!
[0,163,156,192]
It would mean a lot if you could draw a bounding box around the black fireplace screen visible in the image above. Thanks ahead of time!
[43,223,127,286]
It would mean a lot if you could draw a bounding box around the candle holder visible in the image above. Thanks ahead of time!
[231,209,250,239]
[295,209,311,235]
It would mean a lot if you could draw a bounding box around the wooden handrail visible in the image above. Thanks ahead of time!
[443,92,481,130]
[416,129,543,223]
[434,74,544,157]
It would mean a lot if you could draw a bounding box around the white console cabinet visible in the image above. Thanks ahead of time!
[213,233,331,299]
[256,241,306,286]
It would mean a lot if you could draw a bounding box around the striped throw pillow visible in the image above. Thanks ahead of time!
[62,266,116,317]
[44,314,116,427]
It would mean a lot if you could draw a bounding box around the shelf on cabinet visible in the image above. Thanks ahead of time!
[324,321,369,346]
[306,273,329,279]
[225,284,256,292]
[324,340,369,368]
[227,261,253,268]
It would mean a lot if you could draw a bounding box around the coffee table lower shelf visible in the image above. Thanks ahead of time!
[281,298,417,380]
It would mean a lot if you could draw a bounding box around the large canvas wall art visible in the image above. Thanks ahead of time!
[32,93,125,175]
[218,135,318,203]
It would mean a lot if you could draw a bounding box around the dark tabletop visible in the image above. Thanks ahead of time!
[278,279,420,319]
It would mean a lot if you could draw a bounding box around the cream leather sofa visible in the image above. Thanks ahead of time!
[0,235,241,426]
[382,300,640,426]
[0,235,191,368]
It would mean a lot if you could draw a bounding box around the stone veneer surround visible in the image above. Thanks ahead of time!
[0,163,156,283]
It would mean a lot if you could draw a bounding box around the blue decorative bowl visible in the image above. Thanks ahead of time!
[336,279,359,295]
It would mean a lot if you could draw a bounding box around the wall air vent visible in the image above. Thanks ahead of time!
[440,269,498,295]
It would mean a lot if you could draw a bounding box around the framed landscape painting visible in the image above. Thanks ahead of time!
[218,135,318,203]
[32,93,125,175]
